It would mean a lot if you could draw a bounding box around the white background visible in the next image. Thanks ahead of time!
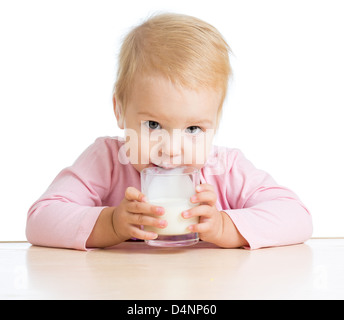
[0,0,343,241]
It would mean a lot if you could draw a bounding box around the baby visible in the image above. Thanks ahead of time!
[26,13,312,250]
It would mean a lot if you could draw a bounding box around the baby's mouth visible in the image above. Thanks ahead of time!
[150,155,183,170]
[150,162,178,170]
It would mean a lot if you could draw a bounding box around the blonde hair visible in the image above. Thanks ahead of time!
[114,13,232,123]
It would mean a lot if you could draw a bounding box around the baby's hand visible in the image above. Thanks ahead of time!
[182,184,224,244]
[112,187,167,241]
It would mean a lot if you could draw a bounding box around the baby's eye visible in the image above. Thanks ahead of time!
[185,126,202,135]
[144,120,161,130]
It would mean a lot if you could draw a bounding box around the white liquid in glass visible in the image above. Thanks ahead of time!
[145,197,198,235]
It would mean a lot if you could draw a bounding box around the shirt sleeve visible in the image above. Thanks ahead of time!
[26,138,114,250]
[222,149,313,249]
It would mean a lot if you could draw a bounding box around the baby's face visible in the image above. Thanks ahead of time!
[118,76,222,172]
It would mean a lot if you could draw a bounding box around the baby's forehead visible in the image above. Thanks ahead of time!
[131,74,221,101]
[131,73,222,95]
[125,75,221,126]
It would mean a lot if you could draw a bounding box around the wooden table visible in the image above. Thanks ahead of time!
[1,239,344,300]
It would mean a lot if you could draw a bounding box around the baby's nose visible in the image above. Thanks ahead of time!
[161,130,182,158]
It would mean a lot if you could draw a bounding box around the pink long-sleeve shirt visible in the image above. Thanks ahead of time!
[26,137,312,250]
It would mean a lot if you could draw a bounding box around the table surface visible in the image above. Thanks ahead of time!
[1,239,344,300]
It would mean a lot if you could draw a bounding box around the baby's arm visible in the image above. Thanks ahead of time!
[223,149,313,249]
[26,138,120,250]
[85,207,121,248]
[26,138,111,249]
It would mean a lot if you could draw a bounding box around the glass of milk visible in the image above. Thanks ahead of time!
[141,166,200,247]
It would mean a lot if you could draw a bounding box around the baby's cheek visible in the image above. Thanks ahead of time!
[192,133,214,166]
[138,130,154,165]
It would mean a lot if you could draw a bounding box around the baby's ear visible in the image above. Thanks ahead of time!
[113,95,124,129]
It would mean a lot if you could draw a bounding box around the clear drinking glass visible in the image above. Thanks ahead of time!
[141,166,200,247]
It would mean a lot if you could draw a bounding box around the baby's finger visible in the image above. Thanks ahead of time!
[129,226,158,240]
[182,205,211,219]
[125,187,147,202]
[195,183,214,193]
[128,212,167,229]
[127,201,165,216]
[190,191,217,206]
[188,221,210,234]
